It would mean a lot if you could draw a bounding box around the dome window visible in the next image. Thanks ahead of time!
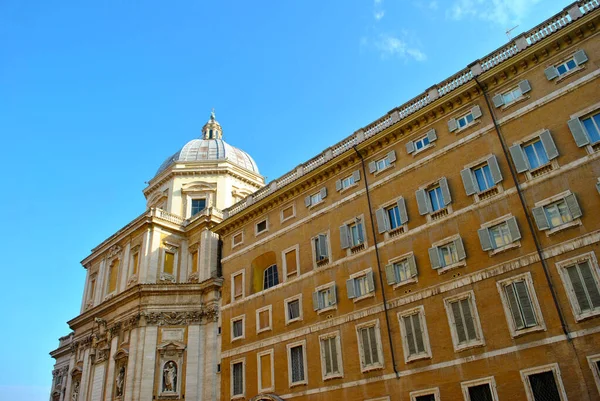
[191,198,207,216]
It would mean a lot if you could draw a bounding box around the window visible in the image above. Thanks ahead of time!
[287,341,307,386]
[376,198,408,234]
[130,250,140,276]
[255,219,268,235]
[586,354,600,395]
[190,198,206,216]
[521,364,567,401]
[231,271,245,301]
[356,321,383,371]
[478,217,521,252]
[429,237,466,272]
[444,291,484,351]
[410,389,440,401]
[340,218,365,250]
[544,50,588,80]
[448,106,482,132]
[313,233,329,264]
[305,187,327,207]
[556,253,600,321]
[461,377,498,401]
[461,155,503,196]
[107,258,119,294]
[336,170,360,191]
[532,193,582,232]
[313,283,337,312]
[231,361,244,397]
[510,130,558,173]
[232,231,243,247]
[231,316,244,341]
[569,111,600,148]
[398,306,431,362]
[406,129,437,155]
[281,204,295,222]
[263,265,279,290]
[256,305,272,333]
[368,151,396,174]
[347,269,375,300]
[285,295,302,324]
[257,350,274,392]
[385,254,417,286]
[497,273,545,337]
[492,80,531,108]
[416,178,451,216]
[283,246,299,279]
[319,332,343,379]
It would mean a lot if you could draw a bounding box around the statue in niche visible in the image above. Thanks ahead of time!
[162,361,177,392]
[71,381,80,401]
[115,366,125,396]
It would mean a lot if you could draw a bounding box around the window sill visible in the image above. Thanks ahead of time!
[323,373,344,381]
[386,225,406,239]
[308,200,325,210]
[437,261,466,275]
[500,94,531,111]
[316,258,330,268]
[231,241,244,249]
[349,243,366,254]
[412,143,435,156]
[573,308,600,322]
[511,325,546,338]
[474,186,501,202]
[454,119,481,134]
[353,292,375,303]
[405,353,432,363]
[373,164,395,176]
[231,395,245,400]
[289,381,307,388]
[285,317,303,326]
[555,65,585,83]
[231,336,245,343]
[545,219,582,237]
[281,215,295,224]
[256,327,272,334]
[317,305,337,315]
[255,229,269,237]
[339,183,359,194]
[489,241,521,256]
[360,364,384,373]
[454,340,485,352]
[427,206,451,222]
[526,161,557,179]
[393,277,418,289]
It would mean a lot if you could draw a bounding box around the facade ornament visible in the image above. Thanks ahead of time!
[159,272,176,283]
[162,361,177,392]
[107,245,122,258]
[187,272,199,283]
[71,380,80,401]
[115,365,126,397]
[142,310,210,326]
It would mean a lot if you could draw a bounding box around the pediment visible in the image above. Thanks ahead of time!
[181,181,217,193]
[157,340,186,351]
[113,347,129,361]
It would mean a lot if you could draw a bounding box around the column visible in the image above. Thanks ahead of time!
[103,336,119,401]
[184,325,201,400]
[139,326,158,400]
[123,328,138,401]
[79,348,92,401]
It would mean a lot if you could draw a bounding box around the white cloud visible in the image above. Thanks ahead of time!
[373,0,385,21]
[374,10,385,20]
[447,0,542,26]
[374,34,427,61]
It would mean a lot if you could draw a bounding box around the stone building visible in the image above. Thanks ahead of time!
[49,112,264,401]
[216,2,600,401]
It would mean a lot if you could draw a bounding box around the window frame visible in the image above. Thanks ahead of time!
[230,270,245,302]
[313,281,337,314]
[190,197,207,217]
[556,251,600,321]
[282,245,300,281]
[255,305,272,334]
[262,264,279,290]
[532,190,583,236]
[318,331,344,380]
[444,290,485,352]
[280,203,296,223]
[429,235,467,274]
[230,358,246,399]
[496,272,546,337]
[256,349,274,393]
[520,363,568,401]
[586,353,600,395]
[385,252,418,288]
[347,268,376,302]
[311,231,331,268]
[416,177,453,220]
[397,306,432,363]
[231,230,244,248]
[568,102,600,153]
[284,294,303,325]
[255,218,269,236]
[286,340,308,387]
[368,150,396,175]
[340,215,368,255]
[410,388,441,401]
[461,376,499,401]
[355,319,384,372]
[478,214,522,255]
[509,129,559,179]
[159,242,178,283]
[230,315,245,342]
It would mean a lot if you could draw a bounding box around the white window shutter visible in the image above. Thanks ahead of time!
[460,168,477,196]
[385,264,396,285]
[471,105,482,120]
[406,141,415,154]
[573,49,588,66]
[515,281,537,327]
[346,279,356,299]
[335,179,342,191]
[492,94,504,108]
[506,217,521,241]
[448,118,458,132]
[312,291,320,311]
[415,189,430,215]
[544,66,559,80]
[487,155,503,184]
[331,285,337,305]
[375,208,388,234]
[567,117,590,147]
[387,150,397,164]
[320,187,327,199]
[427,128,437,142]
[440,177,452,206]
[368,161,377,174]
[454,237,466,261]
[305,195,312,207]
[539,129,559,160]
[339,225,350,249]
[509,144,529,173]
[318,234,328,258]
[397,197,408,225]
[477,227,493,251]
[518,79,532,94]
[366,271,375,293]
[564,193,582,219]
[504,284,525,329]
[407,254,417,277]
[532,206,550,230]
[428,247,441,269]
[352,170,361,182]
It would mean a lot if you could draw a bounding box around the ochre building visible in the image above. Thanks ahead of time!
[216,2,600,401]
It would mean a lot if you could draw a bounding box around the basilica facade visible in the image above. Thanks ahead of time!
[51,2,600,401]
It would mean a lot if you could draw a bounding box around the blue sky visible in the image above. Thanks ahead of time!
[0,0,572,399]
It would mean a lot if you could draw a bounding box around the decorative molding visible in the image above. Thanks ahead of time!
[143,306,219,326]
[107,245,122,258]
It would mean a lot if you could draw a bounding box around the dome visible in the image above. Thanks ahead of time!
[155,111,259,176]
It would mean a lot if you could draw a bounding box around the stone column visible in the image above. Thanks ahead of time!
[123,328,138,401]
[103,336,119,401]
[63,354,76,401]
[94,259,107,305]
[139,326,158,400]
[79,348,92,401]
[184,325,201,400]
[118,243,131,293]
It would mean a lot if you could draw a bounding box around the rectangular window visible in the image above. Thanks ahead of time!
[565,260,600,316]
[285,295,302,324]
[131,252,139,276]
[532,192,582,232]
[232,231,243,247]
[357,324,382,370]
[478,217,521,252]
[416,177,451,216]
[256,306,271,333]
[523,139,549,170]
[510,130,558,174]
[492,80,531,108]
[406,129,437,154]
[305,187,327,207]
[521,364,567,401]
[336,170,360,191]
[385,255,417,286]
[414,135,430,151]
[163,252,174,275]
[350,220,364,247]
[502,86,523,105]
[461,155,503,197]
[191,198,206,216]
[257,350,273,392]
[320,334,342,378]
[544,199,573,228]
[314,234,329,263]
[340,217,367,251]
[582,113,600,143]
[448,106,482,132]
[263,265,279,290]
[231,317,244,340]
[498,274,545,336]
[445,291,484,351]
[387,204,402,230]
[438,242,459,266]
[461,377,498,401]
[281,204,295,222]
[376,198,408,234]
[347,270,375,300]
[311,192,322,205]
[410,389,440,401]
[313,284,337,311]
[473,164,494,192]
[288,343,306,385]
[284,247,298,279]
[399,307,430,362]
[557,58,578,76]
[368,151,396,174]
[429,237,466,271]
[457,112,474,129]
[545,50,588,80]
[341,175,355,189]
[256,219,268,234]
[232,271,244,300]
[427,186,444,212]
[467,383,494,400]
[376,158,391,171]
[232,361,244,396]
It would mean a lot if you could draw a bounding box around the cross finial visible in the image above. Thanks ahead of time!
[210,108,216,120]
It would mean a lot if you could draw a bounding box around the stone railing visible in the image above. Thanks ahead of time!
[222,1,598,219]
[150,208,184,225]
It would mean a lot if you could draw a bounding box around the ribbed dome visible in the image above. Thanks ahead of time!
[155,138,259,176]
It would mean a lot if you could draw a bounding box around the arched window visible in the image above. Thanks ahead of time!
[263,265,279,290]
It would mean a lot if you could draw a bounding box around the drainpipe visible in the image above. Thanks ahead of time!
[353,145,400,378]
[473,76,571,339]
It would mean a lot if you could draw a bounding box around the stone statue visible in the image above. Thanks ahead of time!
[115,366,125,396]
[162,361,177,392]
[71,381,80,401]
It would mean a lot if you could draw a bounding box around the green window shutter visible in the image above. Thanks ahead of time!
[397,197,408,225]
[515,281,537,327]
[366,271,375,293]
[415,189,430,215]
[471,105,482,119]
[487,155,503,184]
[492,94,504,108]
[406,141,415,154]
[573,49,588,66]
[448,118,458,132]
[407,254,418,277]
[506,217,522,242]
[455,237,466,261]
[385,264,397,285]
[428,247,441,269]
[460,167,477,196]
[346,278,356,299]
[335,179,342,191]
[539,129,559,160]
[564,193,582,219]
[318,234,328,258]
[532,206,550,230]
[544,66,559,80]
[567,117,590,147]
[339,225,350,249]
[427,128,437,142]
[440,177,452,206]
[375,208,388,234]
[505,284,525,330]
[509,144,529,173]
[352,169,361,182]
[478,227,493,251]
